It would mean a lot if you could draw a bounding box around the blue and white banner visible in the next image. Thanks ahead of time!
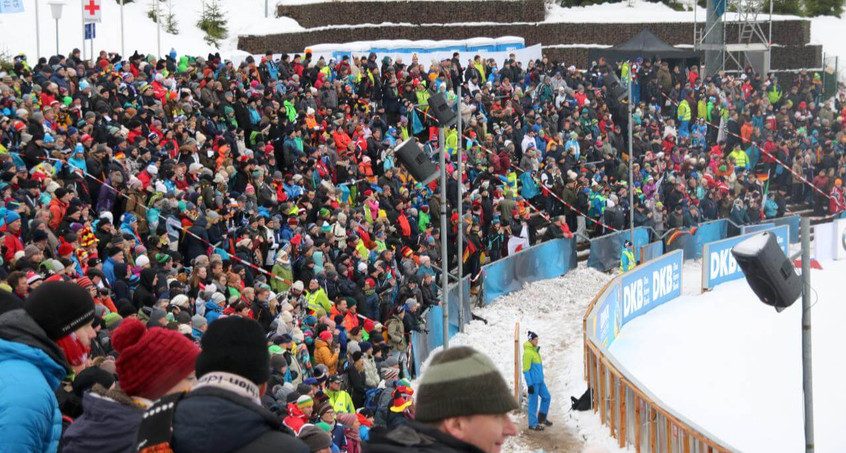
[0,0,24,14]
[701,225,789,291]
[620,250,683,326]
[592,283,622,348]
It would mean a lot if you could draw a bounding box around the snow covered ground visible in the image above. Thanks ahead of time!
[428,266,624,453]
[609,258,846,453]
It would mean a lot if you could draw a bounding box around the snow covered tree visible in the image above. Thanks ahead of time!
[197,0,228,47]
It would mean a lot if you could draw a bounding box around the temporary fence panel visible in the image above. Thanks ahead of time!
[587,228,651,272]
[640,241,665,263]
[700,225,789,291]
[771,215,800,243]
[741,222,774,235]
[482,237,578,305]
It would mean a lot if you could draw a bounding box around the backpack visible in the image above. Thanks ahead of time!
[570,388,593,411]
[364,387,384,413]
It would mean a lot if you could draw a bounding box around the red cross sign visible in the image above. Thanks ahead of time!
[83,0,101,23]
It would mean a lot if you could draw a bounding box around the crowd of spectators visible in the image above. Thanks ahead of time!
[0,44,843,452]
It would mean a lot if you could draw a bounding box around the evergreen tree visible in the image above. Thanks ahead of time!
[805,0,844,17]
[164,0,179,34]
[197,0,228,46]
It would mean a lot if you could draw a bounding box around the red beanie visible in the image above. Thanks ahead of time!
[58,242,74,257]
[112,318,199,399]
[77,277,94,289]
[319,330,332,342]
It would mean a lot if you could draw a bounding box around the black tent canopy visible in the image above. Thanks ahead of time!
[589,29,700,63]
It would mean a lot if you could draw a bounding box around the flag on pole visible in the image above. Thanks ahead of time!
[82,0,101,23]
[0,0,24,14]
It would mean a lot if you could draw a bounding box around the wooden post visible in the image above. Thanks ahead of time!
[514,322,520,408]
[599,361,606,425]
[609,373,616,439]
[683,432,690,453]
[619,380,627,449]
[649,407,657,453]
[591,353,599,413]
[634,397,642,453]
[666,419,672,453]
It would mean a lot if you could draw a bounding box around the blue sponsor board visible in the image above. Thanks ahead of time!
[741,223,775,235]
[593,283,622,348]
[620,250,683,326]
[702,225,789,290]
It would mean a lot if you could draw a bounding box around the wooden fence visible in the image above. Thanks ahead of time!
[582,279,739,453]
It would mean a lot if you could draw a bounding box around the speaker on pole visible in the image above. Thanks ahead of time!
[427,92,458,127]
[731,231,801,311]
[394,138,439,185]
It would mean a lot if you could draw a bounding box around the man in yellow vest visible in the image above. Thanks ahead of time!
[620,240,635,272]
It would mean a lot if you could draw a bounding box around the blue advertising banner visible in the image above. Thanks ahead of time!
[701,225,789,290]
[640,241,664,263]
[587,227,650,272]
[620,250,683,326]
[742,223,775,235]
[483,237,577,305]
[592,283,622,348]
[772,215,799,243]
[689,220,728,259]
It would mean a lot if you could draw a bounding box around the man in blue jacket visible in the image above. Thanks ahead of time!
[0,281,97,452]
[523,331,552,431]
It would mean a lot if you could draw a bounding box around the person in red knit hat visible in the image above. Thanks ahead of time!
[60,318,199,452]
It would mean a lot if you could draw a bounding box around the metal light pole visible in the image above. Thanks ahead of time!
[35,0,42,59]
[800,217,814,453]
[456,84,464,331]
[439,127,449,350]
[155,0,161,58]
[120,0,125,58]
[628,73,635,250]
[48,1,65,56]
[265,0,269,17]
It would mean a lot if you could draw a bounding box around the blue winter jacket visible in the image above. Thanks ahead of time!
[0,309,70,453]
[522,340,545,386]
[205,299,223,323]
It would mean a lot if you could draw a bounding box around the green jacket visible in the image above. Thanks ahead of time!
[522,341,544,386]
[328,389,356,414]
[306,288,332,316]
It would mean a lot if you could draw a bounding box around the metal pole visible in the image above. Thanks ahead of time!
[155,0,161,58]
[55,18,59,56]
[800,216,814,453]
[35,0,41,60]
[439,127,449,350]
[120,0,125,58]
[265,0,269,17]
[456,84,464,332]
[81,0,85,61]
[628,74,635,251]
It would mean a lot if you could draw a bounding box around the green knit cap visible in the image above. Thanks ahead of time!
[414,346,518,422]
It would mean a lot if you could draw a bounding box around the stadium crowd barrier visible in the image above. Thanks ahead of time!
[408,214,800,374]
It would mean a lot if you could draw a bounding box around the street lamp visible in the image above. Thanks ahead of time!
[47,0,65,56]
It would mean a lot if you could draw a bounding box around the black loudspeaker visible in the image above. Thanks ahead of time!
[427,92,458,127]
[395,138,439,185]
[731,232,801,311]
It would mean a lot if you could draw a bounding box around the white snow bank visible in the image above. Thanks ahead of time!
[610,258,846,453]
